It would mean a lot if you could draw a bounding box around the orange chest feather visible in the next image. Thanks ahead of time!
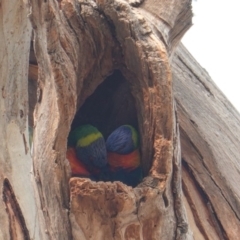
[107,149,140,170]
[66,148,90,176]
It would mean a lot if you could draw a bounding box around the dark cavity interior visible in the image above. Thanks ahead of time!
[71,70,138,139]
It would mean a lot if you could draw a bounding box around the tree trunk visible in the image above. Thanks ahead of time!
[0,1,42,239]
[172,44,240,239]
[0,0,239,240]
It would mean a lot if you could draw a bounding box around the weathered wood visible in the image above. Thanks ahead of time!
[0,1,42,239]
[136,0,192,54]
[28,0,191,239]
[172,43,240,239]
[4,0,240,240]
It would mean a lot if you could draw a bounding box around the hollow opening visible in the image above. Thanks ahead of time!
[68,70,143,187]
[27,40,144,187]
[71,70,138,139]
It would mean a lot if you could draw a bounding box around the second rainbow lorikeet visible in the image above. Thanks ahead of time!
[106,125,139,154]
[106,125,142,187]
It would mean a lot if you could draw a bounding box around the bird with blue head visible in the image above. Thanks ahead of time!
[106,125,143,187]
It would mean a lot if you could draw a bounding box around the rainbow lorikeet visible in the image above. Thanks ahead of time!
[68,124,108,179]
[66,147,92,178]
[106,125,142,187]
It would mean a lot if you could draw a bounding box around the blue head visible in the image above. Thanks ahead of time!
[106,125,139,154]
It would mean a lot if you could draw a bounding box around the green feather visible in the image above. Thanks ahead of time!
[68,124,102,147]
[125,125,139,148]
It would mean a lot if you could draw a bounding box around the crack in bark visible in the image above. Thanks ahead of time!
[179,127,203,160]
[33,169,52,238]
[2,178,31,240]
[172,110,188,239]
[2,86,6,98]
[207,167,240,224]
[22,133,29,155]
[182,160,227,240]
[128,0,145,7]
[181,123,240,225]
[181,168,210,240]
[183,135,235,235]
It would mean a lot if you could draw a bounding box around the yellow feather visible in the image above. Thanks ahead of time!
[77,132,102,147]
[127,125,138,148]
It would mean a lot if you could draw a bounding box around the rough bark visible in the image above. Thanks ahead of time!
[172,44,240,239]
[1,0,240,240]
[27,0,192,239]
[0,1,42,239]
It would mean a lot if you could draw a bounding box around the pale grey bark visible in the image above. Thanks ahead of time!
[172,43,240,239]
[0,1,42,239]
